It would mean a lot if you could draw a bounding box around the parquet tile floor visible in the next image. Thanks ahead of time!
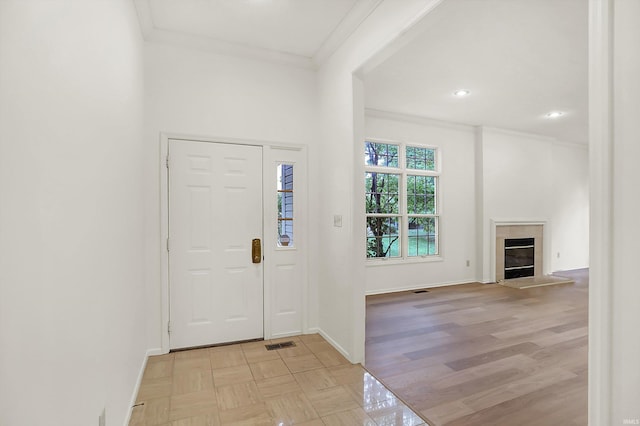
[130,334,428,425]
[365,269,588,426]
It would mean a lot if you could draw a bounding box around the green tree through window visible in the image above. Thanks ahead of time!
[365,141,439,259]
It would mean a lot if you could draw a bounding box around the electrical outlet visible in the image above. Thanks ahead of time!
[99,408,106,426]
[557,252,560,258]
[466,260,470,267]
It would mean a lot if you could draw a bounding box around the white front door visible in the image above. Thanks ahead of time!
[168,139,263,349]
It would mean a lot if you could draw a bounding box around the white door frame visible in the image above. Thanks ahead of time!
[588,0,613,423]
[160,132,307,354]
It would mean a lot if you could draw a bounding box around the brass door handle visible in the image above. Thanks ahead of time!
[252,239,261,263]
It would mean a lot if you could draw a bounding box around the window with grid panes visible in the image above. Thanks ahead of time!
[365,141,439,259]
[277,164,294,246]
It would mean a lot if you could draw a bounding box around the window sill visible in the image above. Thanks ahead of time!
[366,256,443,267]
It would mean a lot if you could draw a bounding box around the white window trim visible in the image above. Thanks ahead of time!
[364,138,442,264]
[276,161,296,250]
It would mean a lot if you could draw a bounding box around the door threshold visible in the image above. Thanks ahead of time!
[170,337,264,352]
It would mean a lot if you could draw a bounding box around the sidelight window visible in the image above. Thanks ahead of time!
[277,164,294,247]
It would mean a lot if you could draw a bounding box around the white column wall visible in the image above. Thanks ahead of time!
[0,1,146,425]
[316,0,443,363]
[610,0,640,421]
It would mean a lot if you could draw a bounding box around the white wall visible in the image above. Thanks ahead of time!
[478,127,589,282]
[481,129,554,221]
[610,0,640,421]
[364,112,476,294]
[478,128,553,282]
[551,143,589,271]
[317,0,443,363]
[0,1,146,425]
[143,43,318,350]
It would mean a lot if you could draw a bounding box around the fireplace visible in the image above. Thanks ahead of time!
[504,237,535,279]
[493,222,545,282]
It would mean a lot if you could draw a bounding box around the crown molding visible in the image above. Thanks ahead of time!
[148,28,315,69]
[481,126,589,149]
[480,125,557,142]
[134,0,314,69]
[365,108,475,132]
[552,139,589,150]
[366,110,588,149]
[134,0,381,70]
[356,0,445,77]
[312,0,383,66]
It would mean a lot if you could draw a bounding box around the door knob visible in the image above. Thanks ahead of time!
[252,239,262,263]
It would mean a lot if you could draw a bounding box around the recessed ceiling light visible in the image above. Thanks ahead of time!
[453,89,470,97]
[545,111,565,119]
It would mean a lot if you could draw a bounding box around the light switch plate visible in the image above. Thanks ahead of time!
[333,215,342,227]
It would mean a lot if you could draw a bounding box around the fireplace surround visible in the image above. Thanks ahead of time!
[492,220,546,282]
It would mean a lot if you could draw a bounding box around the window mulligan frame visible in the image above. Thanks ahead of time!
[365,140,440,261]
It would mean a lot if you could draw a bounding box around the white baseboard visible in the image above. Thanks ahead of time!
[306,327,352,363]
[270,330,303,340]
[146,347,164,357]
[122,348,161,426]
[272,329,352,363]
[365,278,477,296]
[305,327,320,336]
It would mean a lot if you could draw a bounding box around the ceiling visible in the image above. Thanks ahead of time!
[364,0,589,144]
[134,0,588,144]
[134,0,382,68]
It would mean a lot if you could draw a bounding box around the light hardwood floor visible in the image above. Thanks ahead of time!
[130,334,428,425]
[365,269,588,426]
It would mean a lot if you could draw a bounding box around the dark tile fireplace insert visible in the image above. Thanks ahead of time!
[504,237,535,279]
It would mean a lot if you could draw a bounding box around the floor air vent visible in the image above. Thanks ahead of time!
[413,290,429,294]
[265,341,296,351]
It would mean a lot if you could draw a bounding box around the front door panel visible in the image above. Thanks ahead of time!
[169,139,263,349]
